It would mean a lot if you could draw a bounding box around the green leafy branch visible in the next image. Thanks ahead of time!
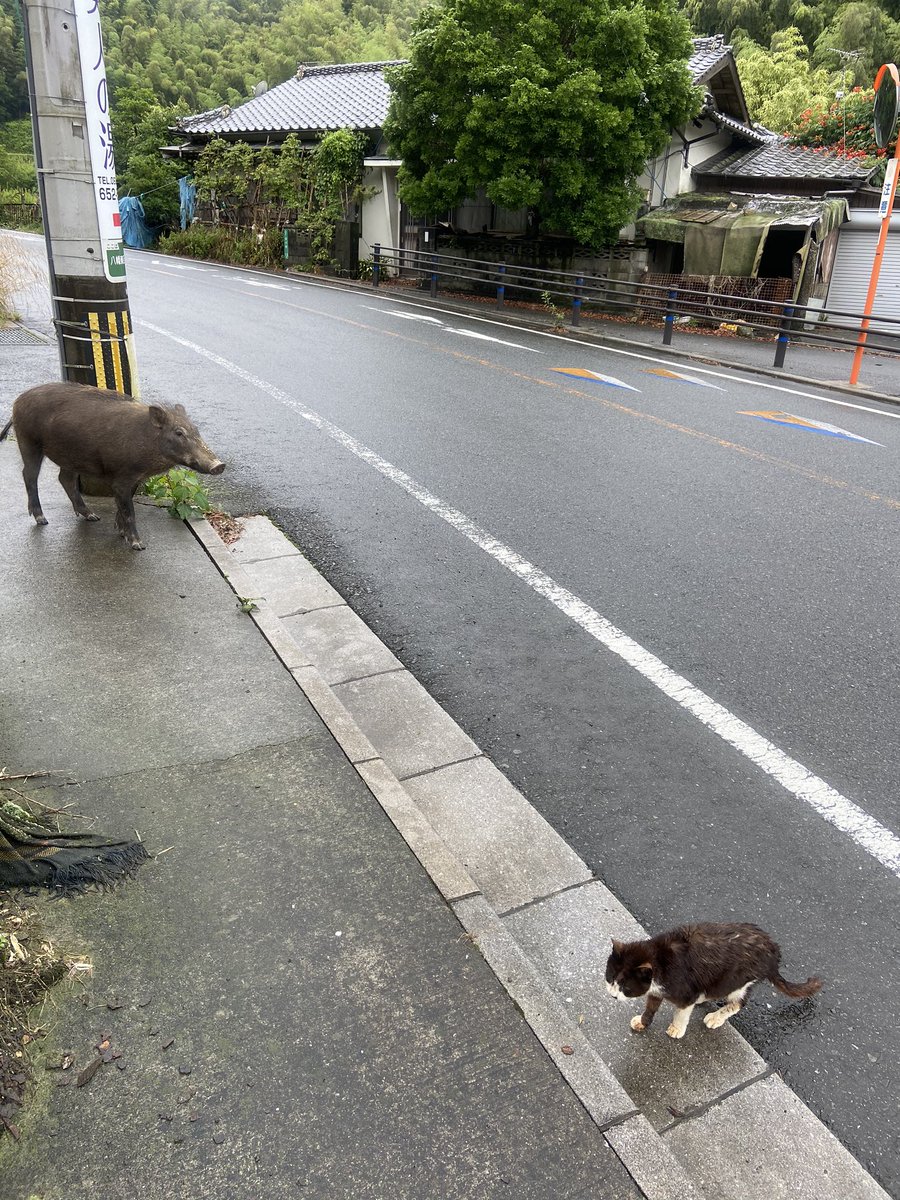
[142,468,212,521]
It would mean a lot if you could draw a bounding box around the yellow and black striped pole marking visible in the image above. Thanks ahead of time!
[87,310,106,389]
[85,308,134,396]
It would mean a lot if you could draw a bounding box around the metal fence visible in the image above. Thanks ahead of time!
[370,243,900,373]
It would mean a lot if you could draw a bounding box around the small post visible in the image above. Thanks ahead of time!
[430,254,438,299]
[497,263,506,309]
[571,275,584,327]
[773,303,794,368]
[662,288,678,345]
[372,243,381,287]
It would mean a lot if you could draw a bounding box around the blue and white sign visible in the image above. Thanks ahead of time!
[879,159,898,219]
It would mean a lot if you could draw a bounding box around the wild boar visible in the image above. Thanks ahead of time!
[0,382,225,550]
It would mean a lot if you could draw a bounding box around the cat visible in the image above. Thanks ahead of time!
[605,922,822,1040]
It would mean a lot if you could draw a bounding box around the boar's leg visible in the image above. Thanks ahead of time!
[112,485,144,550]
[18,437,48,526]
[58,469,100,521]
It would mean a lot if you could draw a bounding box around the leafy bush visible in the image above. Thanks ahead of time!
[142,468,211,520]
[790,87,887,159]
[158,226,283,267]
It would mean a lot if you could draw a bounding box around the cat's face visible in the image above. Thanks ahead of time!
[605,939,653,1001]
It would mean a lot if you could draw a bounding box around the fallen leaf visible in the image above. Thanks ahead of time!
[0,1114,21,1140]
[76,1057,103,1087]
[560,1045,574,1056]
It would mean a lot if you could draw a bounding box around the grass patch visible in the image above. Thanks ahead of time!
[0,232,45,324]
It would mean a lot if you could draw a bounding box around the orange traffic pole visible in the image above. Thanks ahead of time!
[850,63,900,385]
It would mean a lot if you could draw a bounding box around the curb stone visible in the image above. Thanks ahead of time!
[191,514,891,1200]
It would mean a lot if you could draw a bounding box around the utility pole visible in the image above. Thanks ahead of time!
[21,0,138,396]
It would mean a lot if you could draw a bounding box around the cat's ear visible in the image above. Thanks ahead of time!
[611,938,624,953]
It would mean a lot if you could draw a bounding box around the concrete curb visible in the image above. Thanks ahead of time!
[191,514,890,1200]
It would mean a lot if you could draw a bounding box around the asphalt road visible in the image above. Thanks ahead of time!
[7,238,900,1192]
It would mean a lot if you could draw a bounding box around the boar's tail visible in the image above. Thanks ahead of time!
[0,418,11,442]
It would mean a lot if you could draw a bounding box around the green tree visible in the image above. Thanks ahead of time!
[0,5,28,123]
[384,0,699,248]
[111,85,185,227]
[683,0,828,48]
[812,3,900,87]
[736,27,838,130]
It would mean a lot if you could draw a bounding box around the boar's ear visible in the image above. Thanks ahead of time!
[148,405,167,427]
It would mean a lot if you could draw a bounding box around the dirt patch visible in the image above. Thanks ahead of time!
[207,509,244,544]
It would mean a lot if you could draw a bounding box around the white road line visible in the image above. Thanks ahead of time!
[364,295,900,423]
[140,317,900,882]
[361,306,541,351]
[446,327,542,352]
[362,307,444,323]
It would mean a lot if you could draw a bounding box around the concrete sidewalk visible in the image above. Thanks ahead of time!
[0,456,655,1200]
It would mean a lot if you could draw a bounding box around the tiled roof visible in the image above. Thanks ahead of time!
[177,38,748,140]
[697,141,875,181]
[176,61,404,136]
[689,35,731,84]
[702,102,777,145]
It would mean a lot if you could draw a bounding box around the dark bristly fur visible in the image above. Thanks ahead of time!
[605,923,822,1040]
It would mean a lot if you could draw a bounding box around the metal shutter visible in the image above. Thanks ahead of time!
[827,221,900,330]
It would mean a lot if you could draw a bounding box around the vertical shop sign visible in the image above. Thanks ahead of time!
[74,0,126,281]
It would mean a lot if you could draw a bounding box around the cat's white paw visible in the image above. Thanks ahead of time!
[630,1015,646,1032]
[704,1009,726,1029]
[666,1022,687,1039]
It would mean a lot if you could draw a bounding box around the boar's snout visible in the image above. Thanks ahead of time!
[188,451,225,475]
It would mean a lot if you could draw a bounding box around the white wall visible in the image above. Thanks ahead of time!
[360,163,400,271]
[638,120,732,209]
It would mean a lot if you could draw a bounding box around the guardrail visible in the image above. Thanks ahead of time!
[370,243,900,375]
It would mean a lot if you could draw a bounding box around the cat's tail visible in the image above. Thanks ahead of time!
[771,972,823,999]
